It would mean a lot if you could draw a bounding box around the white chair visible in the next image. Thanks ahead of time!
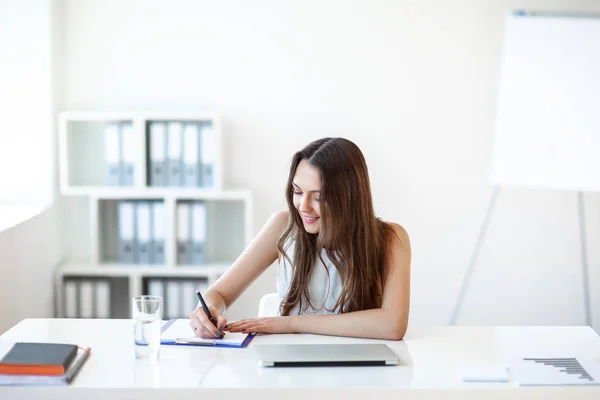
[258,293,281,317]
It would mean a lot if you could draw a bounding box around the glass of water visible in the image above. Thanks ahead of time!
[132,295,163,362]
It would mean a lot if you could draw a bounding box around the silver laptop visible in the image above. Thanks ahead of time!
[254,344,400,367]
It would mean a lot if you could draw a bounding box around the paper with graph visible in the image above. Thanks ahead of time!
[509,357,600,386]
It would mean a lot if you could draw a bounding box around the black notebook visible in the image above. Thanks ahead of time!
[0,343,78,376]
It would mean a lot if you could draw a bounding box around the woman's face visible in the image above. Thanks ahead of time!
[292,160,322,234]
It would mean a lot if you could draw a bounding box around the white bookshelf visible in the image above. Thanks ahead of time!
[55,111,252,320]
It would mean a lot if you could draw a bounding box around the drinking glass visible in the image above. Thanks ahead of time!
[132,295,163,362]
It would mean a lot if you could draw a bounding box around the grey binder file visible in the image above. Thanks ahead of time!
[183,123,200,187]
[177,203,191,265]
[200,123,216,188]
[190,202,207,265]
[118,201,137,264]
[136,202,152,264]
[94,280,111,319]
[120,123,135,186]
[167,122,183,187]
[166,280,182,319]
[104,123,121,186]
[64,280,78,318]
[181,280,198,314]
[149,122,167,187]
[147,279,164,298]
[150,202,165,265]
[79,280,94,319]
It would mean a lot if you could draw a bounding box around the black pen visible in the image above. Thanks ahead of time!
[195,289,222,336]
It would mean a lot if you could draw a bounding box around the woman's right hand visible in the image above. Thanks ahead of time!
[189,305,228,339]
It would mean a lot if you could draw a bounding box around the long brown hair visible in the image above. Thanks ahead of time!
[277,138,394,316]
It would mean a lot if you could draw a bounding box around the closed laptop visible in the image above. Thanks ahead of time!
[254,343,399,367]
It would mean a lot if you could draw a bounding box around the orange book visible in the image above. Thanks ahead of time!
[0,343,78,376]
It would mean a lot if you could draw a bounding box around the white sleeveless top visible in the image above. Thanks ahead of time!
[276,239,343,315]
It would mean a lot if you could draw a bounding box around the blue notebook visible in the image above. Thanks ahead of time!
[160,319,255,348]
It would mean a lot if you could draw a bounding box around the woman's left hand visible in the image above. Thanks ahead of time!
[224,316,297,334]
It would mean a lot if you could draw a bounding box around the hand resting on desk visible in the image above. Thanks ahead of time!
[225,317,296,334]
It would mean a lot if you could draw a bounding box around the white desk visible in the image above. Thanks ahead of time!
[1,319,600,400]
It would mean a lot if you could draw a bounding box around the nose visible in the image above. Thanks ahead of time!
[299,195,312,213]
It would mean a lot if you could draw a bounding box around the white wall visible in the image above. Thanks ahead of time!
[0,0,64,334]
[0,0,54,205]
[60,0,600,331]
[0,207,62,334]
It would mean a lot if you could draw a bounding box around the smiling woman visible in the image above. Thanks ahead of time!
[189,138,411,341]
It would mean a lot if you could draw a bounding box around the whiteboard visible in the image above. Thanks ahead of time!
[490,12,600,192]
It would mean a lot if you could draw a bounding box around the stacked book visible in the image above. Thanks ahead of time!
[0,342,91,386]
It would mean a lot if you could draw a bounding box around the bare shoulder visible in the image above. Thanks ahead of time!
[269,209,289,227]
[381,222,411,279]
[385,222,411,252]
[263,209,290,235]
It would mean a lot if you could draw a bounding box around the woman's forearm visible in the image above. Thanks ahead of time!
[203,287,228,314]
[290,309,408,340]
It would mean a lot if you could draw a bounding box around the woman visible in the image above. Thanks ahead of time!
[189,137,411,340]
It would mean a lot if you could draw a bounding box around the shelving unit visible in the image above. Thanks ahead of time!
[55,111,252,319]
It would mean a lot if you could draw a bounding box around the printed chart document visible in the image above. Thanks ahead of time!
[509,357,600,386]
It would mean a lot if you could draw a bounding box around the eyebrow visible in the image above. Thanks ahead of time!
[292,182,320,193]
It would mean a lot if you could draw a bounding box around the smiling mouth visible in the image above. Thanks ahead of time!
[303,215,319,224]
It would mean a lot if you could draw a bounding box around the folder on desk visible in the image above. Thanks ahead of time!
[104,123,121,186]
[149,122,167,187]
[183,123,200,187]
[167,122,183,187]
[160,319,255,348]
[120,123,136,187]
[0,343,91,386]
[200,124,216,188]
[150,202,165,265]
